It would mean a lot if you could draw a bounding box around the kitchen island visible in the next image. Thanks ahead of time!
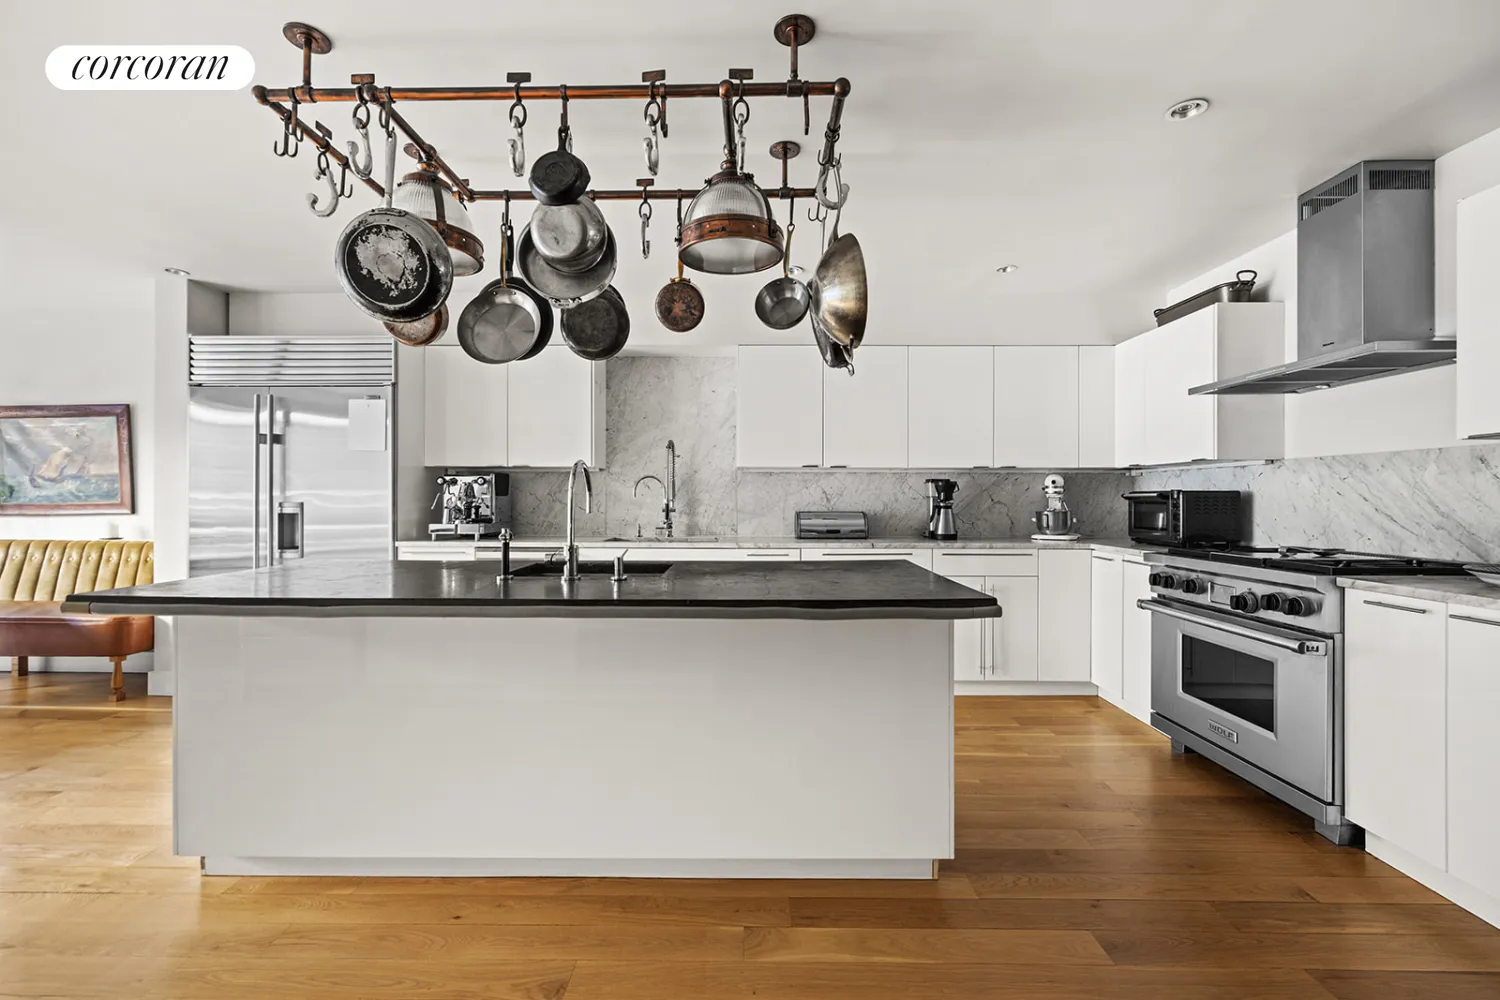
[66,558,997,879]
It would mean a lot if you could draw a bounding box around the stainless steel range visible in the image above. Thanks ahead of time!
[1141,546,1468,845]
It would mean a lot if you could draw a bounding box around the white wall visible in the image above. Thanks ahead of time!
[1162,125,1500,459]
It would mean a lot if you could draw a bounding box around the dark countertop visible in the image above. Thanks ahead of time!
[62,558,1002,621]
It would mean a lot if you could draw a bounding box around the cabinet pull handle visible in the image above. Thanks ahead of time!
[1363,599,1429,615]
[819,550,912,556]
[746,551,792,557]
[1091,555,1116,562]
[942,551,1031,557]
[1451,613,1500,627]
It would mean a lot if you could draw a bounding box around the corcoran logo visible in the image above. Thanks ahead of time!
[46,46,254,90]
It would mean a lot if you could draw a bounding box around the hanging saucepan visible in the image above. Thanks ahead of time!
[516,224,618,308]
[754,196,810,330]
[386,303,449,347]
[808,193,866,349]
[531,196,609,273]
[655,196,704,333]
[335,124,453,324]
[456,199,553,364]
[561,285,630,361]
[528,89,591,206]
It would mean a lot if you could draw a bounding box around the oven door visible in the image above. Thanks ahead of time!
[1123,492,1172,543]
[1143,597,1336,802]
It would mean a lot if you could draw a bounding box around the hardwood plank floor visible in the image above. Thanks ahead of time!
[2,677,1498,998]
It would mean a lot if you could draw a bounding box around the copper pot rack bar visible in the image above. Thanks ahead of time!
[465,187,816,202]
[256,79,848,105]
[258,92,385,198]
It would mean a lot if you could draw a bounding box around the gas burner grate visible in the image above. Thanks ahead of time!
[1166,545,1470,576]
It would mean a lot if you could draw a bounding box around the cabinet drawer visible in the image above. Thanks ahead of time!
[396,542,477,562]
[932,549,1038,577]
[804,548,933,570]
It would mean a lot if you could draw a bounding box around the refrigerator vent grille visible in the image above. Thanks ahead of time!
[189,337,395,385]
[1369,167,1433,191]
[1299,174,1359,220]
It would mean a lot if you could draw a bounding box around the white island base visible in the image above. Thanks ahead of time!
[174,615,955,879]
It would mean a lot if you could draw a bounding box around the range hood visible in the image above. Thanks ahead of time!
[1192,160,1454,396]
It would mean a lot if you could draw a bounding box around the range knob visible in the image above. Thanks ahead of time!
[1260,593,1285,613]
[1229,591,1260,613]
[1180,578,1205,595]
[1153,573,1178,590]
[1282,596,1309,617]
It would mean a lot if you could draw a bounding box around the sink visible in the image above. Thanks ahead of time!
[508,560,675,578]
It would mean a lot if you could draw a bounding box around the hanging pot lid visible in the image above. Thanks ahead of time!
[391,151,485,276]
[678,167,783,275]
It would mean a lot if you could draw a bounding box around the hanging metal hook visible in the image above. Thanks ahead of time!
[643,102,661,177]
[557,84,573,153]
[274,91,302,158]
[336,161,354,199]
[346,94,372,178]
[376,87,392,132]
[637,178,654,259]
[507,72,530,177]
[814,154,848,210]
[307,147,340,217]
[730,76,751,175]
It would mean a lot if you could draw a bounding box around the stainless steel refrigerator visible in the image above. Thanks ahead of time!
[188,336,396,576]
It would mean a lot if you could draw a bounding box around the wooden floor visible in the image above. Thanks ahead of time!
[3,675,1499,999]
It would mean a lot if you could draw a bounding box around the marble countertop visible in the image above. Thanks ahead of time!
[398,535,1161,554]
[63,559,1002,622]
[1337,574,1500,614]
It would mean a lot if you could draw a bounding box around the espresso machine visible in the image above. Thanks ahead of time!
[1031,473,1080,541]
[429,472,512,540]
[924,479,959,541]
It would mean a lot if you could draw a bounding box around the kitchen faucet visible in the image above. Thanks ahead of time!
[631,439,678,538]
[562,459,592,581]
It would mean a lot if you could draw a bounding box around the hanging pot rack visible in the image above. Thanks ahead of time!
[253,14,848,209]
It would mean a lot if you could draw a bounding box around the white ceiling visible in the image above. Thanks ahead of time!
[7,0,1500,346]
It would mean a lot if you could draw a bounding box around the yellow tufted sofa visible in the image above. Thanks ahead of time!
[0,540,155,701]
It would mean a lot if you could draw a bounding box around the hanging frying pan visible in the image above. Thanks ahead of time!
[528,90,591,206]
[655,195,704,333]
[385,303,449,347]
[561,285,630,361]
[335,124,453,324]
[456,199,554,364]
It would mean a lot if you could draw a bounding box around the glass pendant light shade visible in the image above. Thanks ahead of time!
[392,166,485,276]
[679,169,784,275]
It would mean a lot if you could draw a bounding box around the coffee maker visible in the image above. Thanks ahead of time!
[429,472,512,540]
[924,479,959,541]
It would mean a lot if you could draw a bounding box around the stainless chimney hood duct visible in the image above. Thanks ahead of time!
[1191,160,1454,396]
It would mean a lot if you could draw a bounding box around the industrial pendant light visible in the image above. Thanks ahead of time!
[678,166,784,275]
[391,147,485,276]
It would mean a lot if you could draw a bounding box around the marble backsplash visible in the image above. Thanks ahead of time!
[1135,444,1500,564]
[503,357,1132,539]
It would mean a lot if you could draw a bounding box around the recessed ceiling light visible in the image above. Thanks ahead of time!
[1165,98,1210,122]
[995,264,1019,274]
[163,267,191,276]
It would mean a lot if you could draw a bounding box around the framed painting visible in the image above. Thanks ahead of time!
[0,404,134,514]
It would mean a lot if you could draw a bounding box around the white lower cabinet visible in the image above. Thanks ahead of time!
[989,576,1040,681]
[1120,558,1154,720]
[1344,589,1449,870]
[1446,606,1500,902]
[1089,552,1123,697]
[951,575,988,682]
[1038,549,1091,681]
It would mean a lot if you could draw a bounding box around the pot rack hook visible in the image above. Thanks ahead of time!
[557,84,572,153]
[274,90,302,158]
[507,71,530,177]
[729,69,752,174]
[307,144,340,218]
[346,91,373,179]
[642,70,666,175]
[814,153,848,210]
[637,177,654,259]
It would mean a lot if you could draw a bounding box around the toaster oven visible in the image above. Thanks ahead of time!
[1123,490,1244,547]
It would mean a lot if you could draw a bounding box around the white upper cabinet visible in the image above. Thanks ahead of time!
[994,347,1078,468]
[737,346,823,468]
[508,348,606,467]
[424,346,508,467]
[1078,346,1116,467]
[1457,182,1500,441]
[1117,303,1285,467]
[909,347,994,468]
[1113,334,1147,466]
[824,347,908,468]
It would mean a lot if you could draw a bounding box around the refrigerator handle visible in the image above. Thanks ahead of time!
[252,393,263,569]
[266,392,278,566]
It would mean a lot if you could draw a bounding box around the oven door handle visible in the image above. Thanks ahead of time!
[1137,598,1328,656]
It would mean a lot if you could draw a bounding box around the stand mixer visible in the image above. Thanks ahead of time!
[1031,473,1081,541]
